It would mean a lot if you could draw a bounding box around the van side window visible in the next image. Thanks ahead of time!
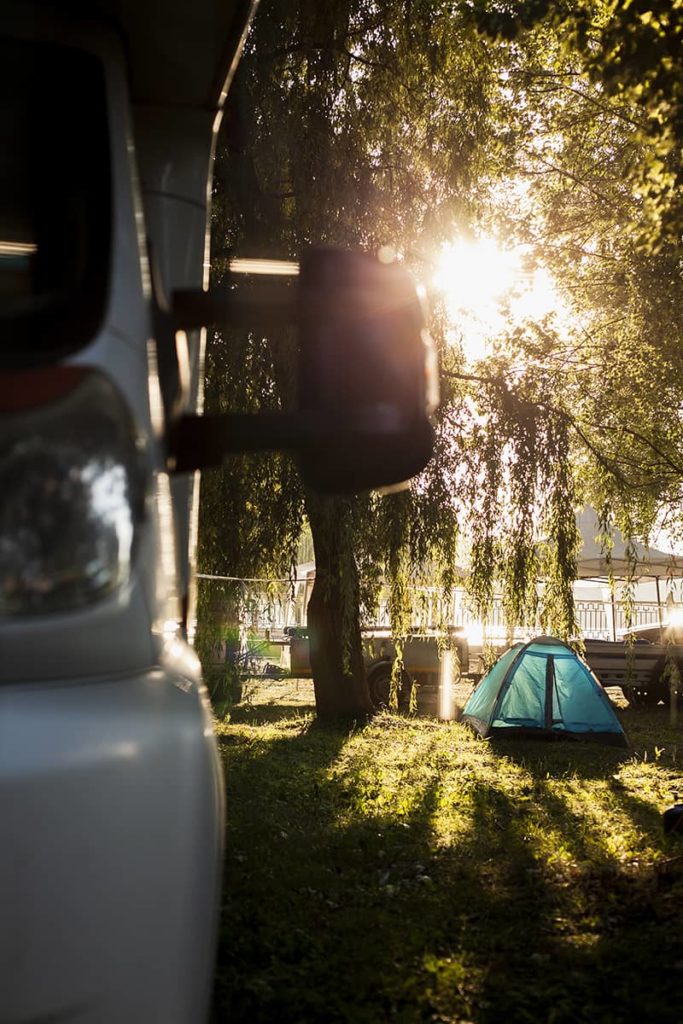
[0,39,111,363]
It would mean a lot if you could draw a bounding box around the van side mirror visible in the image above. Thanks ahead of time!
[170,247,438,492]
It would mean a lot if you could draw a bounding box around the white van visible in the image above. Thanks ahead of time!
[0,5,233,1021]
[0,2,436,1020]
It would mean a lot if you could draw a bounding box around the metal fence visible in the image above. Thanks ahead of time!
[199,574,674,642]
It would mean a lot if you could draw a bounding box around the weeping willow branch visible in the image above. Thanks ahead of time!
[442,368,629,485]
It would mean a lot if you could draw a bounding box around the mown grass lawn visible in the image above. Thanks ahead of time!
[211,692,683,1023]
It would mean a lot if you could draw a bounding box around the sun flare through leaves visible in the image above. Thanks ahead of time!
[433,235,568,364]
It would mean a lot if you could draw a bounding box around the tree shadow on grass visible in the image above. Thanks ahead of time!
[473,737,683,1022]
[493,731,676,848]
[226,702,316,725]
[211,718,683,1024]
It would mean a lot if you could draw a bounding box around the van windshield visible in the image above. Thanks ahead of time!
[0,38,111,364]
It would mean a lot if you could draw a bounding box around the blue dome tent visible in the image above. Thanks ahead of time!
[463,636,628,747]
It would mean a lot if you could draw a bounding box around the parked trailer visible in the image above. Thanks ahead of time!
[285,627,470,716]
[583,633,683,707]
[462,634,680,709]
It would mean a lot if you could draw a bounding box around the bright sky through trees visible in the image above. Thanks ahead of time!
[433,235,568,363]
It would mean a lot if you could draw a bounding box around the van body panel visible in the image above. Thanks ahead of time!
[1,7,228,1020]
[0,669,222,1024]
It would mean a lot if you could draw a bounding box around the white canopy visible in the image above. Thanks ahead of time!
[576,508,683,579]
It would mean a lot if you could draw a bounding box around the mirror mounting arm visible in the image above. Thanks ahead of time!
[168,412,304,472]
[173,283,296,331]
[167,407,407,474]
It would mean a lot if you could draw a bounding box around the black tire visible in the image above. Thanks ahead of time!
[368,662,412,712]
[626,684,663,708]
[644,656,681,707]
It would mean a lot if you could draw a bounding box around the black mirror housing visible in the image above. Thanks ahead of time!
[296,248,438,492]
[169,247,438,493]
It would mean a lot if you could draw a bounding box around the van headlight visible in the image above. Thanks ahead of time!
[0,369,146,614]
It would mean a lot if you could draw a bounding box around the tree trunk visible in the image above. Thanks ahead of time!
[306,494,373,721]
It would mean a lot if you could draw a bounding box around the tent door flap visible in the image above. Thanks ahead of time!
[544,655,554,731]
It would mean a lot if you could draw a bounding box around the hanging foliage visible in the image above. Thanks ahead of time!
[198,0,683,719]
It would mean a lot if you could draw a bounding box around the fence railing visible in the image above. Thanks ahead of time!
[198,575,674,641]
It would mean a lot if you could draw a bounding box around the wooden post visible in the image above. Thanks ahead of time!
[658,578,680,728]
[656,576,664,642]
